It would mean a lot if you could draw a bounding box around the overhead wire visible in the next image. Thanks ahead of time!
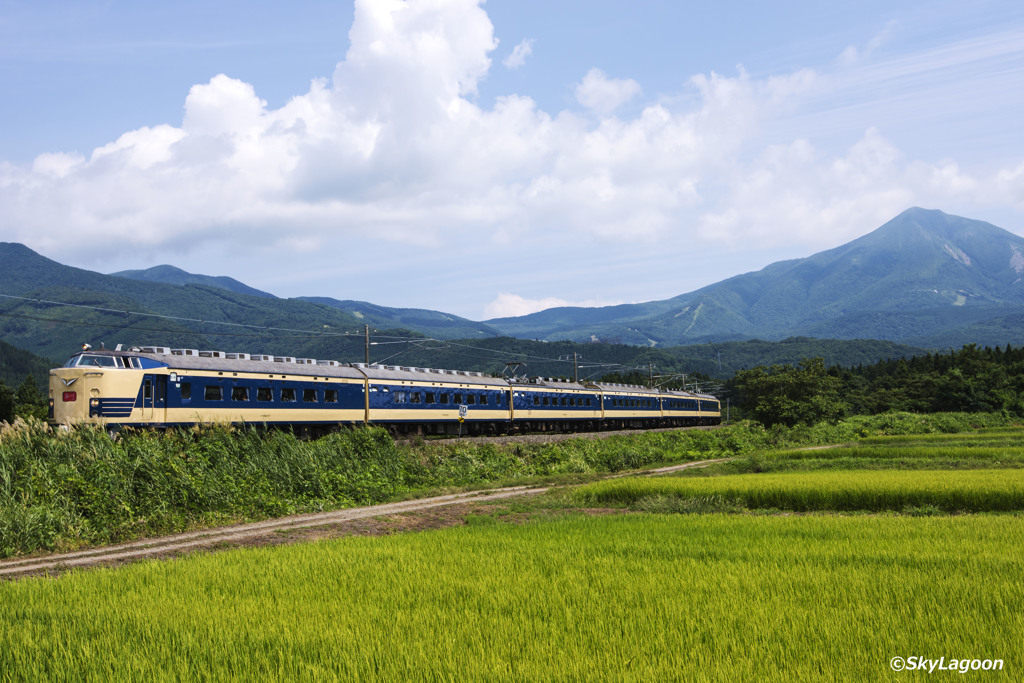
[0,292,664,377]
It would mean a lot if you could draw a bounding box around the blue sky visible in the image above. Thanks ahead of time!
[1,0,1022,320]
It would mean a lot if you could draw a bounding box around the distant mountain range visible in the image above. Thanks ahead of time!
[484,208,1024,348]
[1,207,1022,367]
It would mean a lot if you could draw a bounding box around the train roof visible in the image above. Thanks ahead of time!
[64,347,506,385]
[59,346,719,398]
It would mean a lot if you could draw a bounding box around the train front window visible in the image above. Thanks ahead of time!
[74,354,118,368]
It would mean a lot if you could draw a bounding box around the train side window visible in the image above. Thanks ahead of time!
[533,395,540,406]
[466,394,476,405]
[439,393,449,403]
[410,392,421,404]
[204,385,223,401]
[181,383,191,400]
[560,397,567,406]
[257,387,273,402]
[144,382,153,400]
[569,398,575,406]
[325,389,338,403]
[453,393,463,404]
[303,389,318,403]
[281,388,297,402]
[232,386,249,402]
[543,396,550,406]
[425,392,435,404]
[394,391,406,403]
[479,395,487,405]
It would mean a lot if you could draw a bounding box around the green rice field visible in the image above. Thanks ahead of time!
[1,513,1021,681]
[574,469,1024,512]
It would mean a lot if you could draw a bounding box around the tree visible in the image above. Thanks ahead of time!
[14,374,47,421]
[731,357,847,428]
[0,381,14,424]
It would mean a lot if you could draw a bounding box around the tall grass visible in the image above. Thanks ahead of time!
[0,412,1018,558]
[1,514,1020,680]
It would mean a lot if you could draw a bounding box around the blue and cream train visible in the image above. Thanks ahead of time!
[49,345,721,436]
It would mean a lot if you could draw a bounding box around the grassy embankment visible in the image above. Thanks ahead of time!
[0,411,1012,558]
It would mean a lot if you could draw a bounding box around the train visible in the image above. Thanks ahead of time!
[48,345,721,436]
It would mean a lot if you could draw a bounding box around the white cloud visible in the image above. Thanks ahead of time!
[0,0,1022,317]
[484,293,625,319]
[574,68,642,114]
[840,20,898,65]
[503,38,534,69]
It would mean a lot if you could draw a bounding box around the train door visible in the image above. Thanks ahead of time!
[142,375,168,424]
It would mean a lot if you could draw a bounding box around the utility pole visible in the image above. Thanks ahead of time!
[649,363,654,388]
[364,325,370,365]
[574,352,579,383]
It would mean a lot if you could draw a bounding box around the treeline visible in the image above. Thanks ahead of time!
[837,343,1024,415]
[729,344,1024,428]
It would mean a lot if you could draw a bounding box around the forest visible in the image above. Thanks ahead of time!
[728,344,1024,427]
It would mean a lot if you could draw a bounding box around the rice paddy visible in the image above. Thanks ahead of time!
[1,513,1021,681]
[574,468,1024,512]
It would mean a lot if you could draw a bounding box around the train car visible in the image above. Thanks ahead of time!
[49,345,721,435]
[661,388,721,426]
[357,363,511,435]
[509,378,603,432]
[593,382,664,429]
[50,346,369,436]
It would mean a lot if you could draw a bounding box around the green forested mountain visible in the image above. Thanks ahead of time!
[486,208,1024,348]
[0,243,374,361]
[0,338,53,387]
[110,265,277,299]
[299,297,501,340]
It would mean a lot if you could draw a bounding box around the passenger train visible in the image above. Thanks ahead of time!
[49,345,721,436]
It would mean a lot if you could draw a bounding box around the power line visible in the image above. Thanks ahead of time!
[0,294,367,338]
[0,293,684,378]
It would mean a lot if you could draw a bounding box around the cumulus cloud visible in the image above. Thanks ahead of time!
[484,293,625,319]
[503,38,534,69]
[574,68,642,114]
[0,0,1021,318]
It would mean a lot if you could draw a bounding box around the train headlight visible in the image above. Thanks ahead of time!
[90,398,100,408]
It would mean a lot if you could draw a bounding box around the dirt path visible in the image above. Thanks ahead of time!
[0,458,726,580]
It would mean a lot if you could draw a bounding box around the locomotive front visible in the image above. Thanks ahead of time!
[48,348,152,428]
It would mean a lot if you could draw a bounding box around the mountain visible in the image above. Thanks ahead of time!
[486,208,1024,348]
[0,339,53,388]
[0,243,373,361]
[110,265,501,341]
[111,265,277,298]
[300,297,501,340]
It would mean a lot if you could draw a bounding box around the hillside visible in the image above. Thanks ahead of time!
[110,265,277,299]
[107,263,501,341]
[0,243,373,361]
[486,208,1024,348]
[299,297,501,340]
[0,339,53,388]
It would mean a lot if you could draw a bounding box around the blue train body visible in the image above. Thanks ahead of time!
[49,346,721,435]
